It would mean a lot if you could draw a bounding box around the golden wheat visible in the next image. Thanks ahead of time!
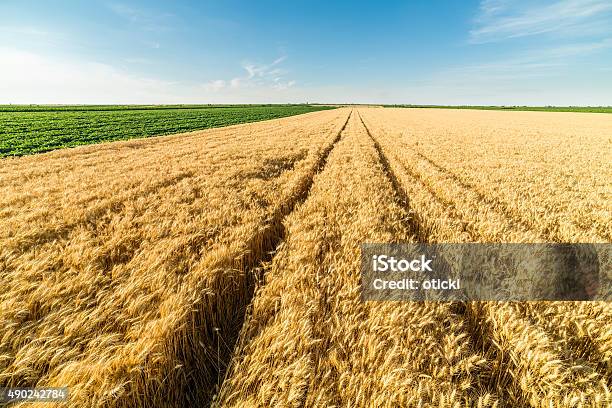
[358,108,612,243]
[218,112,499,407]
[356,108,612,406]
[0,108,351,406]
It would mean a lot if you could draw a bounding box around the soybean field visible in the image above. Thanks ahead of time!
[0,104,334,157]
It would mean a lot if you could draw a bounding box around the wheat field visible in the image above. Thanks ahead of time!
[1,107,611,407]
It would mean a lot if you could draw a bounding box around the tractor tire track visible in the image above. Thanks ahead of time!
[355,111,430,241]
[358,111,508,406]
[358,112,480,242]
[201,109,352,405]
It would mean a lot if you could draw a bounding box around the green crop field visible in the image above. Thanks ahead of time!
[384,104,612,113]
[0,105,334,157]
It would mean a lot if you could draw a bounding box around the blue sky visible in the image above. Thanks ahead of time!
[1,0,611,104]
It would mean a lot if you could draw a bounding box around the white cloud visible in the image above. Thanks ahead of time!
[0,48,183,104]
[202,79,226,92]
[271,56,287,65]
[470,0,612,43]
[226,56,295,90]
[0,25,66,48]
[0,48,304,104]
[542,37,612,57]
[397,37,612,106]
[123,57,155,65]
[273,80,296,90]
[450,1,612,105]
[0,26,51,36]
[240,56,286,80]
[268,68,284,76]
[243,64,257,79]
[464,37,612,75]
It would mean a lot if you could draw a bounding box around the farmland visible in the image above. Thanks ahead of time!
[1,107,611,407]
[0,105,334,157]
[385,105,612,114]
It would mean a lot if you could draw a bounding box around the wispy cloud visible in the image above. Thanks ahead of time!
[0,47,309,104]
[542,37,612,57]
[242,56,287,80]
[123,57,155,65]
[470,0,612,43]
[0,26,51,37]
[144,41,161,49]
[0,25,66,47]
[439,37,612,85]
[0,47,182,104]
[202,79,226,92]
[412,34,612,105]
[108,3,175,32]
[454,0,612,104]
[205,56,296,92]
[273,80,296,90]
[0,22,72,50]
